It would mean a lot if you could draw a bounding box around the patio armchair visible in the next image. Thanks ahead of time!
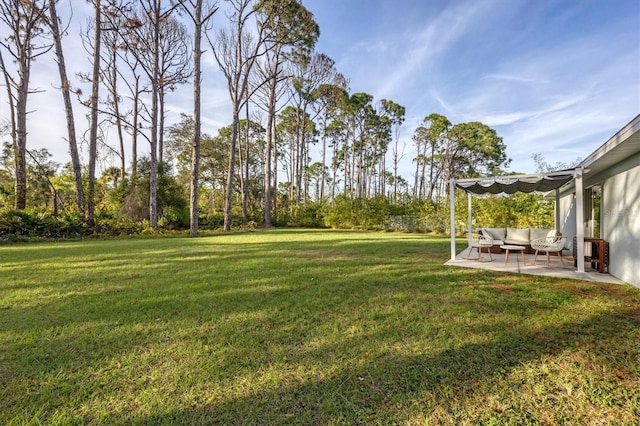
[466,232,494,261]
[531,236,567,266]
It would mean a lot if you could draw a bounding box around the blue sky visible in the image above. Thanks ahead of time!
[305,0,639,172]
[1,0,638,178]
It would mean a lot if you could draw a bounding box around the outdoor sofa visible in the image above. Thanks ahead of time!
[479,227,560,254]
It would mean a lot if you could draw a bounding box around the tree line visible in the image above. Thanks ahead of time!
[0,0,513,236]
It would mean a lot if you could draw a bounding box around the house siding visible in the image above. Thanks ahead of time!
[602,158,640,286]
[558,193,576,250]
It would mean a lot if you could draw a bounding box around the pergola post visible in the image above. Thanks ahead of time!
[554,189,560,229]
[450,179,456,261]
[467,192,473,233]
[575,167,585,273]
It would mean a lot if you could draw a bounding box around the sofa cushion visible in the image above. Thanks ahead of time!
[506,227,530,244]
[529,228,556,241]
[482,227,506,241]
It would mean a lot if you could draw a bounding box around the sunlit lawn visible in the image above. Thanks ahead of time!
[1,229,639,424]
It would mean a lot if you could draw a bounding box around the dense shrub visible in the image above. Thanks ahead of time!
[468,193,555,229]
[0,210,147,241]
[159,205,189,229]
[0,210,85,240]
[322,196,396,230]
[199,212,225,229]
[270,213,292,228]
[94,213,142,236]
[53,212,88,237]
[291,202,326,228]
[322,196,358,228]
[232,216,258,230]
[117,158,189,227]
[0,190,558,240]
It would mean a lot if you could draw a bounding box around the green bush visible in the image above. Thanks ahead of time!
[322,196,353,228]
[56,212,88,237]
[94,213,142,236]
[292,202,326,228]
[360,196,391,230]
[0,210,32,239]
[0,209,149,241]
[470,193,555,229]
[199,212,224,229]
[0,210,88,240]
[159,205,189,229]
[320,196,388,230]
[271,212,292,228]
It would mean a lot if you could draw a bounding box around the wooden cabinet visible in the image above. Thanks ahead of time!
[573,237,608,273]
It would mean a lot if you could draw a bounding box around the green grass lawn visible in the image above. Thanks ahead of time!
[1,229,639,425]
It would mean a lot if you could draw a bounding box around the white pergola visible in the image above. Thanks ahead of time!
[449,168,589,273]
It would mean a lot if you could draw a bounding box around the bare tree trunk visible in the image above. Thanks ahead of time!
[291,126,297,207]
[393,142,399,203]
[0,0,51,210]
[300,124,307,203]
[320,115,327,201]
[343,133,349,197]
[419,155,427,200]
[427,143,435,201]
[209,0,267,231]
[0,51,17,176]
[350,135,357,198]
[380,153,386,198]
[14,56,29,210]
[48,0,84,213]
[158,86,165,166]
[114,100,126,180]
[413,142,421,200]
[131,75,140,177]
[358,140,364,198]
[294,111,302,204]
[105,44,126,181]
[148,0,161,229]
[237,116,246,217]
[100,20,126,183]
[86,0,102,225]
[189,0,204,236]
[241,91,249,218]
[272,118,278,222]
[263,105,274,226]
[223,109,240,231]
[331,143,338,200]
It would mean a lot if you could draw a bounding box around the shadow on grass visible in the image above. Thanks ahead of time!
[2,232,638,423]
[130,307,639,425]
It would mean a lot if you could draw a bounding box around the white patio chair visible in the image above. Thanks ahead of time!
[465,232,494,261]
[531,236,567,266]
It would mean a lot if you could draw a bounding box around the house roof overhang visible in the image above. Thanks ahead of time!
[578,114,640,178]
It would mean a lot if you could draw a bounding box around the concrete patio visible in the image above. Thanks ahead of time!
[446,246,624,285]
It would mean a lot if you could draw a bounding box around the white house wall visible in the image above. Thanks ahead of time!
[558,193,576,250]
[602,159,640,286]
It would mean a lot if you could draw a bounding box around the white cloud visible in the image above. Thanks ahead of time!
[424,18,639,172]
[484,74,549,84]
[373,0,499,100]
